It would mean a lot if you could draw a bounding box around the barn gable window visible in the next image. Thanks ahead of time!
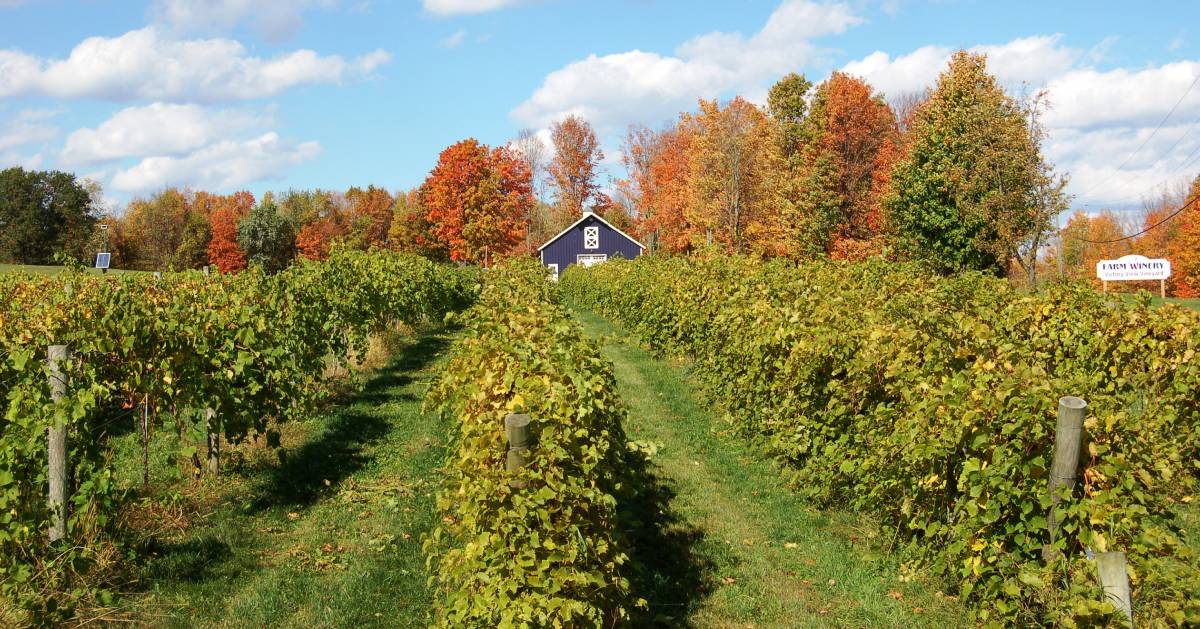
[584,226,599,250]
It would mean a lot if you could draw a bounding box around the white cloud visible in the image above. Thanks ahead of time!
[440,30,467,49]
[149,0,338,41]
[423,0,526,16]
[61,103,269,166]
[110,132,321,193]
[841,36,1200,207]
[0,27,391,102]
[841,35,1077,97]
[0,109,58,152]
[513,0,861,134]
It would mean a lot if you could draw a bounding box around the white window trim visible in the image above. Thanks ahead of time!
[576,254,608,267]
[546,263,559,281]
[584,226,599,250]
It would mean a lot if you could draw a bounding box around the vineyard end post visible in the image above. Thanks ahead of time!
[1044,395,1086,562]
[206,407,219,476]
[505,413,531,488]
[47,344,70,542]
[1096,551,1134,627]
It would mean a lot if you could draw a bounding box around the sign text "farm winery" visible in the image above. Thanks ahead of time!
[1095,255,1172,282]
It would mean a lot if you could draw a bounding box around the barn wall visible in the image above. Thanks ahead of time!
[540,215,641,274]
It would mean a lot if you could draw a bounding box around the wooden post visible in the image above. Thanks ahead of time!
[1044,396,1087,561]
[505,413,531,488]
[47,345,69,542]
[1103,280,1108,295]
[205,407,219,475]
[1160,278,1166,300]
[140,398,151,490]
[1097,551,1134,627]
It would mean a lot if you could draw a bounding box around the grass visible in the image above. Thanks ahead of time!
[574,308,968,628]
[0,263,144,276]
[107,327,453,628]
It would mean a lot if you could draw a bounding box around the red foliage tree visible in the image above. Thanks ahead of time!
[206,191,254,273]
[420,139,532,265]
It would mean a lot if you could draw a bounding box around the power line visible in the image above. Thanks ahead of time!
[1069,190,1200,244]
[1074,70,1200,201]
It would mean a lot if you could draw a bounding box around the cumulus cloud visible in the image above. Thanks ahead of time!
[512,0,861,134]
[0,109,58,153]
[423,0,527,16]
[149,0,338,41]
[841,35,1078,96]
[841,36,1200,207]
[61,103,269,166]
[0,27,391,102]
[110,132,321,193]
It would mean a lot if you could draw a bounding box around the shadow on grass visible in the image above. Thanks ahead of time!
[141,535,234,583]
[250,330,452,511]
[621,450,714,628]
[133,327,451,592]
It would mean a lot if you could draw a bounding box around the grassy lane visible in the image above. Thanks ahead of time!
[575,309,968,628]
[122,328,453,628]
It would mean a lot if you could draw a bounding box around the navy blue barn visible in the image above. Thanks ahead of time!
[538,212,645,279]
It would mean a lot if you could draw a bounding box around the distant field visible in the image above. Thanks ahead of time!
[0,263,144,276]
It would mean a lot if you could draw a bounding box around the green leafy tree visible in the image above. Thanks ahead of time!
[0,167,99,264]
[237,196,295,273]
[885,51,1045,275]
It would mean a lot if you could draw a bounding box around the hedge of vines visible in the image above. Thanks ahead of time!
[0,249,476,624]
[424,259,636,627]
[562,255,1200,627]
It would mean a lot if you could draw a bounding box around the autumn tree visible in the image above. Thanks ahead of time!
[1012,90,1071,289]
[885,51,1049,275]
[1057,210,1133,287]
[687,97,785,254]
[345,185,394,249]
[512,128,552,251]
[420,138,532,265]
[1164,175,1200,296]
[207,191,254,272]
[388,188,448,260]
[547,115,604,230]
[237,195,295,273]
[278,188,334,233]
[121,188,199,270]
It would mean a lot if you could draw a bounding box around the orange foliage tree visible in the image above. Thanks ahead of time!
[804,72,899,256]
[420,139,532,265]
[206,191,254,273]
[547,115,604,230]
[1165,176,1200,297]
[345,185,394,249]
[619,122,698,253]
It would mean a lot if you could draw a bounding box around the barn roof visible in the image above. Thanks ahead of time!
[536,211,646,252]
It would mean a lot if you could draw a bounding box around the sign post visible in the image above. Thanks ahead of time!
[1095,255,1171,299]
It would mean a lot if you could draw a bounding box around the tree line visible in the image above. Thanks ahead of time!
[3,49,1198,293]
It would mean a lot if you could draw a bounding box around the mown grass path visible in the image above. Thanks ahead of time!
[127,328,452,628]
[575,308,969,628]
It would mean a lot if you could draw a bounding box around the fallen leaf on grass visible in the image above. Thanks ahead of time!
[287,512,300,521]
[784,542,798,549]
[827,579,837,587]
[888,590,903,601]
[721,576,736,585]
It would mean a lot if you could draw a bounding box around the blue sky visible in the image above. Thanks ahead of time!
[2,0,1199,216]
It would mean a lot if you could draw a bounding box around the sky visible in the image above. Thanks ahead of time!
[1,0,1199,217]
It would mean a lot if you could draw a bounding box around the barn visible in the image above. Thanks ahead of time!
[538,211,645,279]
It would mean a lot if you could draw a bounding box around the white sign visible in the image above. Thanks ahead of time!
[1095,255,1171,281]
[94,252,111,269]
